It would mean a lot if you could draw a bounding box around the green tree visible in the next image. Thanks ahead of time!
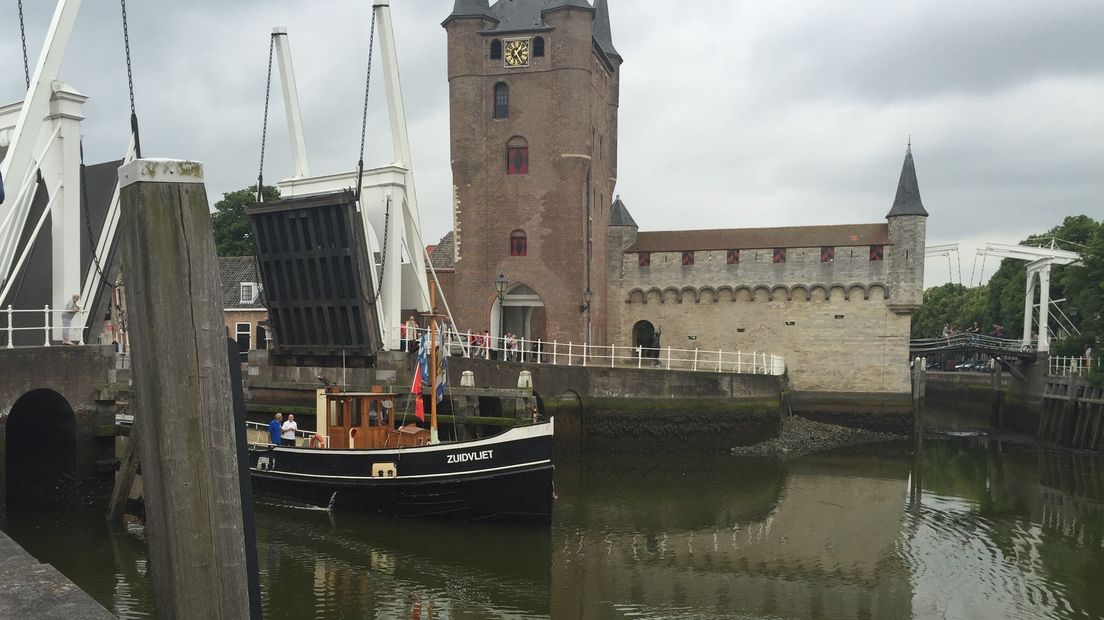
[211,185,279,256]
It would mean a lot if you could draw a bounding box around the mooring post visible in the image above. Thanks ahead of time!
[990,358,1005,429]
[912,357,924,442]
[117,159,251,619]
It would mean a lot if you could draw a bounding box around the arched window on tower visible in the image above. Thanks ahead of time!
[510,230,528,257]
[506,136,529,175]
[490,39,502,60]
[533,36,545,57]
[493,82,509,119]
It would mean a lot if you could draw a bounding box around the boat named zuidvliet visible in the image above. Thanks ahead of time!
[248,388,554,523]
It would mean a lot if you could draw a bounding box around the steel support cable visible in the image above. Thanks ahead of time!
[355,10,378,202]
[256,34,276,203]
[18,0,29,89]
[119,0,141,158]
[80,139,118,291]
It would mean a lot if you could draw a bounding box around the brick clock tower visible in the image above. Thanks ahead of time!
[442,0,621,346]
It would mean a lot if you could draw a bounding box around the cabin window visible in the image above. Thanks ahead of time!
[506,136,529,174]
[490,39,502,60]
[773,248,787,264]
[510,230,527,257]
[821,246,835,262]
[638,252,651,267]
[870,245,884,261]
[329,401,342,428]
[682,251,695,266]
[727,249,739,264]
[350,399,363,427]
[533,36,545,57]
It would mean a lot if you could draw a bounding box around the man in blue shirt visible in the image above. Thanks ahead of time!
[268,412,283,445]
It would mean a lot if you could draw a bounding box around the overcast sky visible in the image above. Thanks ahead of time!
[3,0,1102,287]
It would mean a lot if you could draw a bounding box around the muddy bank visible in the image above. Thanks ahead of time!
[731,414,905,458]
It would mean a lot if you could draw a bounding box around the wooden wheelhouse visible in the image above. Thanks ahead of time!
[315,386,429,449]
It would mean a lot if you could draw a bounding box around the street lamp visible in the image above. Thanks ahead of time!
[494,274,508,345]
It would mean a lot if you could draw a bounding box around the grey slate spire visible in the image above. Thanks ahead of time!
[592,0,620,58]
[887,144,928,218]
[609,195,637,227]
[445,0,496,24]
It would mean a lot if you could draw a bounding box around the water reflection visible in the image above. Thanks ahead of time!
[0,432,1101,619]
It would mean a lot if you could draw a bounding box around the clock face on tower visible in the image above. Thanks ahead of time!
[504,39,530,68]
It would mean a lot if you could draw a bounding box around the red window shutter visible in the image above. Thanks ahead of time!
[870,245,884,261]
[821,246,834,262]
[773,248,787,264]
[507,147,529,175]
[638,252,650,267]
[682,251,694,266]
[727,249,739,264]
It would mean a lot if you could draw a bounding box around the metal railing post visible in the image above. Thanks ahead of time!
[717,350,722,372]
[78,310,86,345]
[5,305,12,348]
[692,348,699,371]
[666,346,671,370]
[737,351,742,373]
[465,331,471,358]
[611,344,615,368]
[636,346,642,369]
[582,343,587,367]
[553,341,558,365]
[43,305,51,346]
[568,343,573,366]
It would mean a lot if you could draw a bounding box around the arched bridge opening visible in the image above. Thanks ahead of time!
[5,389,77,510]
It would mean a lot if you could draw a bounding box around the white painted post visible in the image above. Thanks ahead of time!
[465,331,471,358]
[553,341,558,365]
[666,346,671,370]
[43,305,51,346]
[717,350,723,372]
[692,348,699,371]
[637,346,642,369]
[568,343,573,366]
[5,305,12,348]
[611,344,615,367]
[582,343,588,367]
[737,351,742,374]
[78,310,85,345]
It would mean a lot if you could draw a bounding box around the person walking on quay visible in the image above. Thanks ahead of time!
[405,315,419,355]
[62,293,81,344]
[281,414,298,446]
[651,328,662,366]
[268,412,283,446]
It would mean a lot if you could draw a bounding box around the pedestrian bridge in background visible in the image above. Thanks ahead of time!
[909,333,1039,362]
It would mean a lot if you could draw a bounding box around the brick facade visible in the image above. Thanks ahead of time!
[443,3,619,345]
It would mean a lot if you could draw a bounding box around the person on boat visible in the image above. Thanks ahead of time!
[405,315,419,355]
[281,414,298,446]
[268,412,283,446]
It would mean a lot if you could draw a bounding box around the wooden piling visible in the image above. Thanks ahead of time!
[117,159,251,619]
[106,421,140,523]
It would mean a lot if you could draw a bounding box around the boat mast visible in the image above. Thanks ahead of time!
[429,280,440,445]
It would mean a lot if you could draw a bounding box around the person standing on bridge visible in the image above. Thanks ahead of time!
[62,293,81,345]
[268,412,283,446]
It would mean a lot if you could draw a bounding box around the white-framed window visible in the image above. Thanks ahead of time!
[235,322,252,359]
[240,282,256,304]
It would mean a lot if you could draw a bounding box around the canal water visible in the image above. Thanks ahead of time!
[2,431,1103,619]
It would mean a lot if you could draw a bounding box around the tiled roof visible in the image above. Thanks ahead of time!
[626,223,892,253]
[887,146,928,218]
[217,256,265,309]
[609,196,637,227]
[428,232,457,270]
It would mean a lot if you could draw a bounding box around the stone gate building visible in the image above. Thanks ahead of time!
[435,0,927,394]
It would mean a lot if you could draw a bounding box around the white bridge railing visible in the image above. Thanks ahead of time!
[404,327,785,376]
[1049,356,1097,378]
[3,305,88,347]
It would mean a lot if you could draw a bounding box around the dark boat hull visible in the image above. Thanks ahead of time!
[248,420,554,522]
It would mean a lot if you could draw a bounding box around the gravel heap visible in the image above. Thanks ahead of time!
[731,414,905,458]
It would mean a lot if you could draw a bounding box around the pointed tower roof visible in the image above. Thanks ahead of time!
[887,144,928,218]
[443,0,496,26]
[592,0,620,58]
[609,195,637,227]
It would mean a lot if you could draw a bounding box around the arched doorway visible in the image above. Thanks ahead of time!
[5,389,77,510]
[632,320,656,350]
[492,284,547,344]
